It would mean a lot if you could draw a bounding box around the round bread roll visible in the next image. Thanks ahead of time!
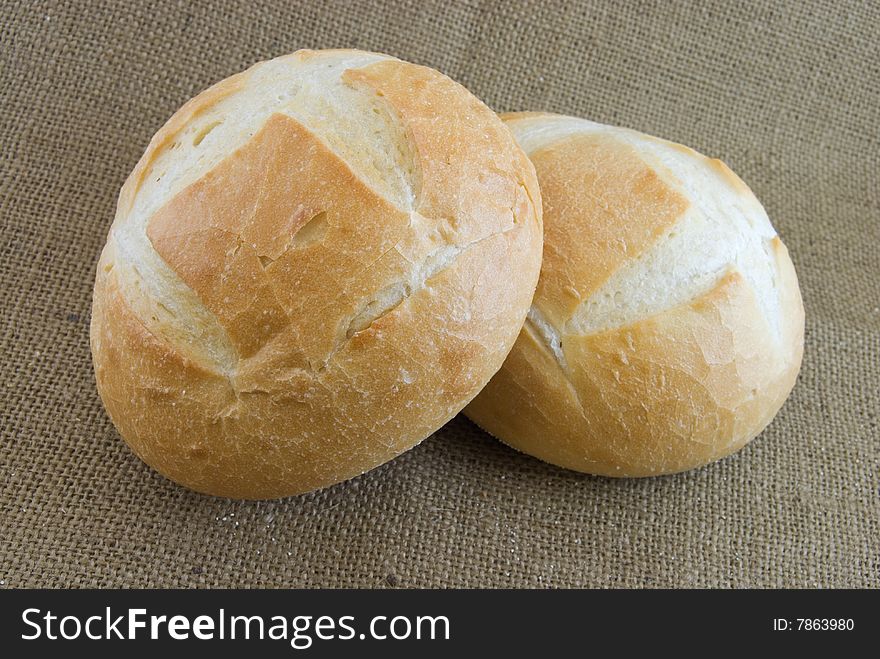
[465,112,804,476]
[90,50,542,498]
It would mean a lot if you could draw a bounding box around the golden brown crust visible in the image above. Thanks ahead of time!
[91,50,542,498]
[528,132,688,325]
[465,114,804,477]
[146,112,409,361]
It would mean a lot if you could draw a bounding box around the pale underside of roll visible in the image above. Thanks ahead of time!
[465,112,804,477]
[90,50,543,498]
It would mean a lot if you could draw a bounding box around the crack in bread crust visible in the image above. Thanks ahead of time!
[326,224,519,367]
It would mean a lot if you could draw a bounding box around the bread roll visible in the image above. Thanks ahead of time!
[90,50,542,498]
[465,112,803,476]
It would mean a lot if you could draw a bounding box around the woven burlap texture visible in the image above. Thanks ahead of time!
[1,0,878,588]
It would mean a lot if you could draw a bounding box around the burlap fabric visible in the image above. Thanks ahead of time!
[2,0,878,589]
